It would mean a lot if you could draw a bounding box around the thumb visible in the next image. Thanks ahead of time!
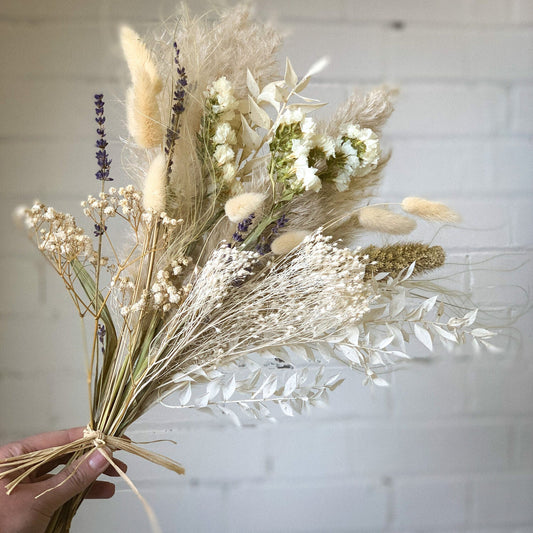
[33,447,111,511]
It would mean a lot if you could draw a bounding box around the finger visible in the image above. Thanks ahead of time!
[30,453,75,480]
[0,427,84,459]
[103,458,127,477]
[85,480,115,499]
[32,447,112,511]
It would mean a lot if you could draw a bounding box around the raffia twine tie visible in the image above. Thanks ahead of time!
[0,424,185,533]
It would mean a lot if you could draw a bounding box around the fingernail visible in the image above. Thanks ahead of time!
[88,448,110,471]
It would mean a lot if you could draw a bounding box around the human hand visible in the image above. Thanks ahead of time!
[0,427,127,533]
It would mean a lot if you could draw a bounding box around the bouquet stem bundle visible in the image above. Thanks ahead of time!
[2,5,497,531]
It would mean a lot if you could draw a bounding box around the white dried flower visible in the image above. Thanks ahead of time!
[271,230,311,255]
[143,153,167,212]
[214,144,235,165]
[280,108,305,125]
[401,197,461,223]
[213,122,237,145]
[358,207,417,235]
[225,192,265,223]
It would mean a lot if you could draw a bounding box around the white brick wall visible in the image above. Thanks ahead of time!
[0,1,532,532]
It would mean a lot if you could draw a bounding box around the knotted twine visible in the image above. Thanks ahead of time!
[0,425,185,533]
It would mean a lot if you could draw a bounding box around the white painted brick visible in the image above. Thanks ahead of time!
[0,315,85,374]
[467,29,533,81]
[127,426,267,481]
[75,484,227,533]
[49,371,91,430]
[303,82,349,119]
[473,475,533,526]
[343,0,470,23]
[388,28,467,80]
[227,480,389,532]
[383,139,493,196]
[0,195,39,256]
[466,0,514,24]
[307,369,391,419]
[468,359,533,415]
[264,422,350,478]
[511,198,533,246]
[511,85,533,134]
[393,477,468,528]
[0,373,53,439]
[515,422,533,469]
[492,138,533,192]
[0,140,128,196]
[0,79,125,140]
[348,421,510,475]
[513,0,533,23]
[391,360,469,417]
[468,250,533,308]
[257,0,344,21]
[102,0,219,21]
[0,0,104,20]
[281,22,386,82]
[0,22,119,79]
[436,198,511,250]
[0,256,42,316]
[387,85,507,136]
[0,0,223,21]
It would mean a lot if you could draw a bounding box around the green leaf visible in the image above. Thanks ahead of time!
[72,258,117,359]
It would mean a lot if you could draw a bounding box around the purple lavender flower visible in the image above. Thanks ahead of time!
[94,223,107,237]
[271,214,288,235]
[165,43,188,177]
[256,239,272,256]
[97,324,106,354]
[94,94,112,181]
[232,213,255,244]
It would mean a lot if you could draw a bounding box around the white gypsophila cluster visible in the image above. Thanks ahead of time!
[120,289,152,317]
[82,185,181,229]
[18,203,93,262]
[151,257,192,312]
[334,125,381,192]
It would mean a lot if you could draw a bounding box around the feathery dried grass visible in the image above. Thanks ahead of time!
[144,153,167,212]
[271,230,310,254]
[401,197,461,223]
[358,206,416,235]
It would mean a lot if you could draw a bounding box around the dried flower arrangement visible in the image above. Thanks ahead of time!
[0,5,498,532]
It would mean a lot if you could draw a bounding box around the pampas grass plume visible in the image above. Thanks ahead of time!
[358,206,416,235]
[143,153,167,212]
[121,26,164,148]
[225,192,265,223]
[401,197,461,223]
[120,26,162,91]
[271,230,310,255]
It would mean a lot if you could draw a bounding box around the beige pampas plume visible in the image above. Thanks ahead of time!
[271,231,311,255]
[225,192,265,223]
[401,197,461,223]
[121,26,164,148]
[143,153,167,212]
[325,85,397,137]
[358,206,416,235]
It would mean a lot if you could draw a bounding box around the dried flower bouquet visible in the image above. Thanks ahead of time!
[1,5,496,532]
